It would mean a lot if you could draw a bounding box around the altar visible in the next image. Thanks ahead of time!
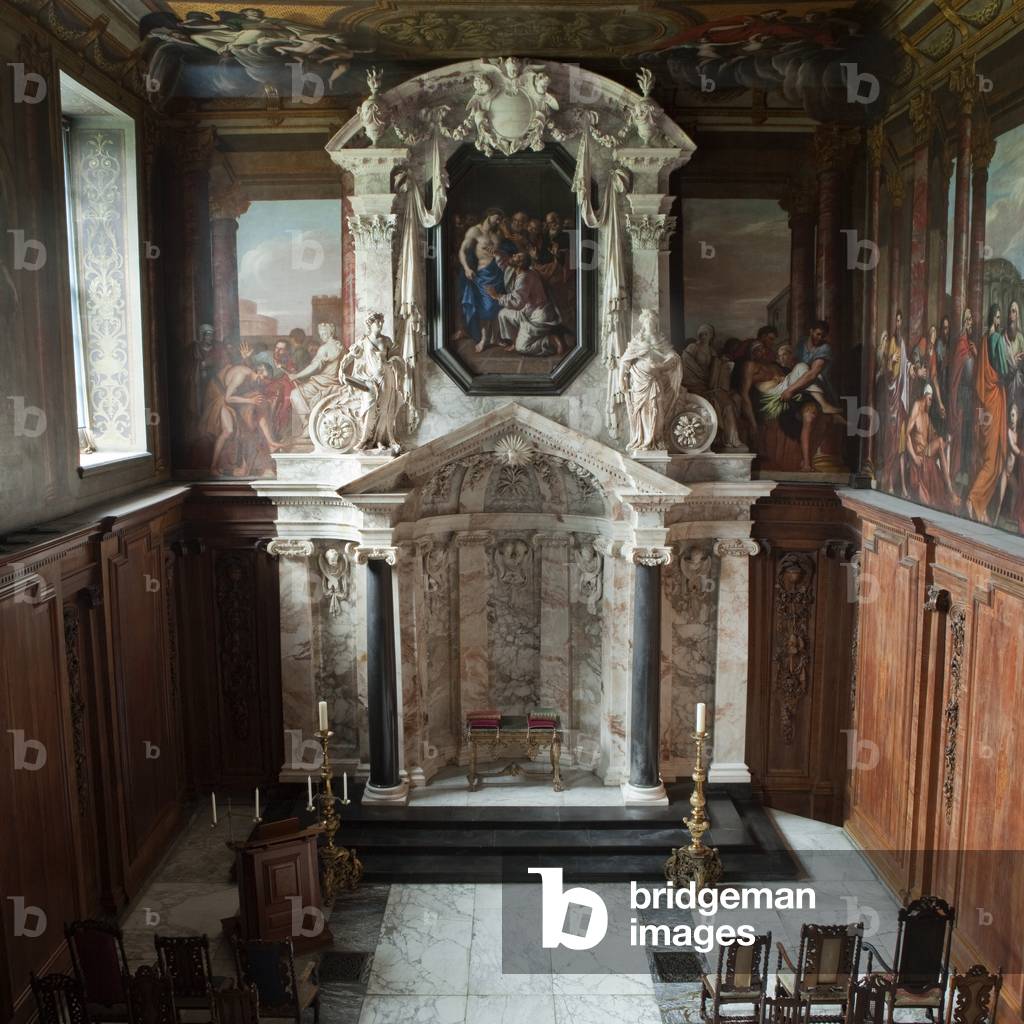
[255,56,774,807]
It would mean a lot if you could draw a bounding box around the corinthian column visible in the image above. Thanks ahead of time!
[208,178,250,344]
[708,538,760,785]
[623,545,673,806]
[907,90,935,345]
[813,125,852,331]
[328,149,409,339]
[781,184,816,348]
[968,113,996,325]
[949,59,976,328]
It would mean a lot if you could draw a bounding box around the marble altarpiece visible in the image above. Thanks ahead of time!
[255,58,775,805]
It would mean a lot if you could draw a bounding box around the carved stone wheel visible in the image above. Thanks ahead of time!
[669,394,718,454]
[309,392,360,453]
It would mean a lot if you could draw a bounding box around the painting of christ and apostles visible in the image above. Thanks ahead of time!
[428,145,596,395]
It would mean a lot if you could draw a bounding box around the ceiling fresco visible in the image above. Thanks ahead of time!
[130,0,884,117]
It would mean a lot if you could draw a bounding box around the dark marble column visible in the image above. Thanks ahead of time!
[209,180,249,344]
[781,185,816,347]
[907,90,934,345]
[950,61,976,328]
[626,550,668,801]
[365,553,402,796]
[968,114,996,326]
[814,125,845,329]
[864,122,884,480]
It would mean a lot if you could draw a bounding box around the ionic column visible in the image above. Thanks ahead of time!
[949,60,976,328]
[907,90,934,344]
[968,113,995,325]
[623,546,673,805]
[357,546,408,804]
[328,149,408,339]
[208,178,250,344]
[781,184,816,347]
[708,538,760,785]
[534,532,571,720]
[618,148,687,330]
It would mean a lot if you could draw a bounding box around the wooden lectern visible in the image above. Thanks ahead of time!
[233,817,332,952]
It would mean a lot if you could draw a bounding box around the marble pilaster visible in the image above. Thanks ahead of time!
[598,540,630,786]
[535,532,571,723]
[708,537,759,784]
[456,531,492,724]
[396,541,426,786]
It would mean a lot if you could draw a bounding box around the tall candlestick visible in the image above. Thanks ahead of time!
[318,700,328,732]
[211,792,218,826]
[254,786,260,821]
[343,771,348,803]
[695,702,706,735]
[307,775,314,810]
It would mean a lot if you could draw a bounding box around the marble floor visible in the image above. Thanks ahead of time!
[120,806,906,1024]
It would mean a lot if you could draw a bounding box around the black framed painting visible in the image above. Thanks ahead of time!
[427,143,597,395]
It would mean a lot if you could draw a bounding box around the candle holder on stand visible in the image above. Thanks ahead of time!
[665,727,722,891]
[314,728,363,901]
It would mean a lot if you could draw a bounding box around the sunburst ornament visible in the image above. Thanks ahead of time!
[493,433,535,466]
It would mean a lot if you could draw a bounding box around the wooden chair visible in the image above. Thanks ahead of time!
[700,932,772,1024]
[155,934,225,1020]
[124,966,177,1024]
[30,972,93,1024]
[210,984,260,1024]
[864,896,955,1024]
[847,974,894,1024]
[775,923,864,1024]
[763,994,812,1024]
[66,920,131,1023]
[233,939,319,1024]
[943,965,1002,1024]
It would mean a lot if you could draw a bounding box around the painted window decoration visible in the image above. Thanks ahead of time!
[60,73,147,464]
[682,198,847,476]
[192,198,343,478]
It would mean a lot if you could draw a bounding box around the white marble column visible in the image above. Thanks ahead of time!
[266,540,318,781]
[709,537,760,785]
[328,148,409,338]
[456,531,492,730]
[535,532,571,721]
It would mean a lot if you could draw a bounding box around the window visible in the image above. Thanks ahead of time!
[59,73,148,469]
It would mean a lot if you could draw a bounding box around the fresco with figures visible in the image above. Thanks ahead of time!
[873,122,1024,535]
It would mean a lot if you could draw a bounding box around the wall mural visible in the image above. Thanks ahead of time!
[683,198,848,474]
[191,198,342,478]
[874,122,1024,534]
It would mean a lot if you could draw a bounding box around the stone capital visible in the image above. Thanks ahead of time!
[454,530,493,548]
[209,181,250,221]
[626,213,677,250]
[354,546,398,565]
[265,539,315,558]
[949,57,977,115]
[347,212,398,250]
[712,538,759,559]
[532,531,571,549]
[908,90,935,148]
[625,545,673,567]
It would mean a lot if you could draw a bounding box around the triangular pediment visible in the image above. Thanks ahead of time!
[340,404,690,508]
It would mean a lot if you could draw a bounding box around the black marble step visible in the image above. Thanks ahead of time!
[342,823,686,851]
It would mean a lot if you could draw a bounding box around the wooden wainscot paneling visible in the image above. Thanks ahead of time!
[0,562,86,1024]
[842,501,931,898]
[747,485,858,823]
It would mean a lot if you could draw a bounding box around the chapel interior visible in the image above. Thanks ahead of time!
[2,2,1024,1024]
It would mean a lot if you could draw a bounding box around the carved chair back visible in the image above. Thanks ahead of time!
[210,985,260,1024]
[66,919,130,1010]
[233,939,301,1023]
[716,931,771,994]
[794,923,863,998]
[124,966,177,1024]
[154,934,215,1000]
[847,974,893,1024]
[763,994,812,1024]
[31,973,93,1024]
[892,896,955,993]
[944,965,1002,1024]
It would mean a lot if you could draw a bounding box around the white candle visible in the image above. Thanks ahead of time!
[211,792,218,825]
[307,775,314,809]
[343,771,348,802]
[695,702,707,734]
[318,700,328,732]
[254,786,260,820]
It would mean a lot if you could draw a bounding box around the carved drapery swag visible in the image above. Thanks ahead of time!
[572,127,630,436]
[397,131,449,428]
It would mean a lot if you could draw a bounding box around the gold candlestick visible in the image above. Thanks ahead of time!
[665,728,723,891]
[314,728,363,901]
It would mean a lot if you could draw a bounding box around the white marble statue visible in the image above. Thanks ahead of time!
[340,312,406,451]
[680,323,745,450]
[573,537,603,615]
[289,322,344,425]
[619,308,683,451]
[359,66,388,145]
